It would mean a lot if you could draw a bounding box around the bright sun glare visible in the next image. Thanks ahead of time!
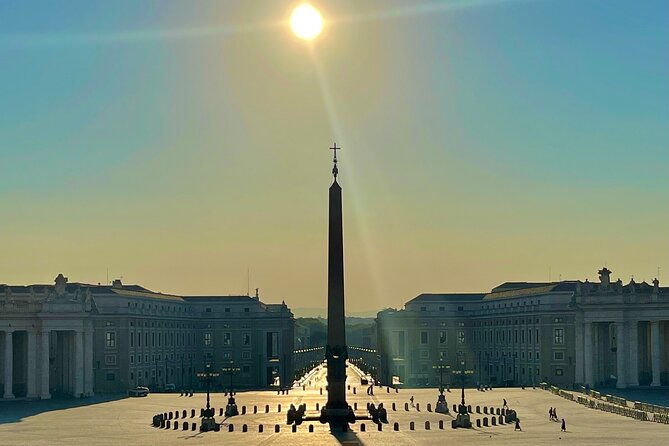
[290,4,323,40]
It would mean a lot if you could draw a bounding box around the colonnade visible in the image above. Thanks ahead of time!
[575,319,666,388]
[1,328,94,399]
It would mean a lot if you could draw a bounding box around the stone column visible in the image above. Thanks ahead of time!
[40,330,51,399]
[574,321,584,384]
[3,330,14,399]
[74,331,84,397]
[615,321,626,388]
[84,329,94,397]
[651,321,661,386]
[583,322,593,386]
[26,330,38,398]
[627,321,639,386]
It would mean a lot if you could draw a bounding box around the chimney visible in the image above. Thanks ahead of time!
[112,279,123,289]
[254,288,259,300]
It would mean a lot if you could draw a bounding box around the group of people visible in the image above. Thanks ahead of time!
[549,407,567,432]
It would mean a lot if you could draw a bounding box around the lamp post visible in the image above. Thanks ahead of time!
[451,353,474,428]
[222,361,241,417]
[196,363,220,431]
[432,358,451,414]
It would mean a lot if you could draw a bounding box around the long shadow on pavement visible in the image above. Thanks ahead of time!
[0,394,127,425]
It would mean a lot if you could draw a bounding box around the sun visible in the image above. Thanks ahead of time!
[290,4,323,40]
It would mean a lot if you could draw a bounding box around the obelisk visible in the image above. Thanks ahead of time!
[323,143,349,419]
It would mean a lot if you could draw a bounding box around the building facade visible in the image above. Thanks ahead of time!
[0,274,294,399]
[377,268,669,389]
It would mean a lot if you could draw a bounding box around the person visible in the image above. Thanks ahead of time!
[554,408,558,421]
[549,407,553,421]
[410,395,415,407]
[561,418,566,432]
[515,419,521,431]
[503,398,508,409]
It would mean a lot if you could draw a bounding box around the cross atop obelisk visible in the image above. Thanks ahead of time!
[329,142,340,179]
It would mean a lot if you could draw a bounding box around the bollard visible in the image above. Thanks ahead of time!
[367,402,371,410]
[484,407,488,414]
[410,421,415,431]
[427,403,432,412]
[361,423,366,432]
[387,387,390,393]
[489,407,494,414]
[265,405,269,413]
[192,423,197,431]
[393,422,399,431]
[292,424,297,433]
[183,421,189,430]
[183,409,187,418]
[242,406,246,415]
[439,420,444,429]
[392,402,396,411]
[275,424,280,433]
[175,411,179,419]
[242,424,248,432]
[425,421,430,430]
[229,424,234,432]
[476,419,481,427]
[452,420,457,429]
[405,403,409,411]
[501,408,505,416]
[348,385,351,390]
[166,420,171,429]
[378,423,383,431]
[200,409,204,417]
[476,405,480,413]
[497,408,501,415]
[259,424,264,433]
[174,421,179,430]
[309,424,314,432]
[254,405,257,414]
[468,405,472,413]
[416,403,420,411]
[320,388,323,395]
[169,412,173,420]
[278,404,281,413]
[191,409,196,418]
[353,387,356,394]
[316,403,320,411]
[220,408,224,417]
[160,419,166,428]
[483,417,488,427]
[491,417,497,426]
[395,388,398,393]
[453,404,457,412]
[499,415,504,424]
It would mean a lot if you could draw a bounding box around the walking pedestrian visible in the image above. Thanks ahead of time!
[410,395,415,407]
[503,398,508,409]
[554,408,558,421]
[561,418,566,432]
[549,407,553,421]
[515,419,522,431]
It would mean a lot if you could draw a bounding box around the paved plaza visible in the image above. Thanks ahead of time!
[1,364,667,445]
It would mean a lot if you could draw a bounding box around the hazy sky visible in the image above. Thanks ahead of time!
[1,0,667,312]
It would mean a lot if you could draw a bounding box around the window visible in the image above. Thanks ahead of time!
[457,331,465,344]
[242,365,250,374]
[554,328,564,345]
[439,331,447,344]
[419,349,429,359]
[130,332,134,348]
[204,333,212,346]
[130,355,134,364]
[420,331,428,345]
[420,306,427,312]
[242,351,251,360]
[138,355,142,364]
[457,306,464,311]
[105,355,117,365]
[243,333,251,346]
[439,306,445,311]
[223,352,231,359]
[528,351,532,360]
[223,332,232,346]
[105,332,116,348]
[553,351,564,360]
[206,307,212,313]
[225,308,231,313]
[244,308,250,313]
[555,368,563,376]
[439,351,448,359]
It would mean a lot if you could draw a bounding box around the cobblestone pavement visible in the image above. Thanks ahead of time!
[1,364,667,445]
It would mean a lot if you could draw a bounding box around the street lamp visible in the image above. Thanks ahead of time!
[196,363,220,431]
[221,361,241,417]
[432,358,451,414]
[451,353,474,428]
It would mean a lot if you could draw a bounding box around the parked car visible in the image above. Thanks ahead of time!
[128,386,150,397]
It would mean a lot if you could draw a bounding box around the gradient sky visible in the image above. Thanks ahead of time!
[1,0,667,313]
